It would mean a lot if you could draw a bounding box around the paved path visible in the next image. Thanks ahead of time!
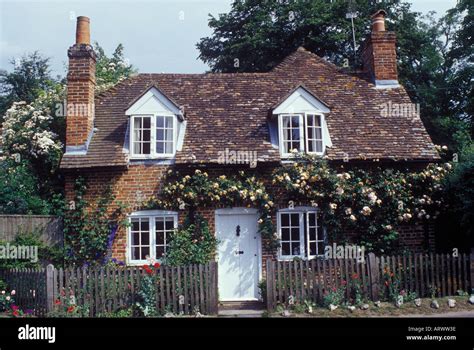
[400,311,474,318]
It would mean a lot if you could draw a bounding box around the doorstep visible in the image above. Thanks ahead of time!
[218,301,265,318]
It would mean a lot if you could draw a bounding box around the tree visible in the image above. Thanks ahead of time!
[94,42,137,94]
[0,52,55,119]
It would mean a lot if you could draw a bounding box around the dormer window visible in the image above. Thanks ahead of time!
[131,114,176,157]
[126,86,184,160]
[272,86,332,158]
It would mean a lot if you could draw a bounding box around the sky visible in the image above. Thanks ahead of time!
[0,0,459,77]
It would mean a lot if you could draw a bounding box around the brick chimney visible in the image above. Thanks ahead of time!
[361,10,399,88]
[66,16,96,153]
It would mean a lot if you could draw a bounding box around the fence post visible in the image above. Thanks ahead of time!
[45,264,55,314]
[470,248,474,294]
[266,258,274,312]
[367,253,379,301]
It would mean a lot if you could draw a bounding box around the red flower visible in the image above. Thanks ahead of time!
[12,310,19,317]
[143,264,150,269]
[67,306,75,313]
[352,273,359,279]
[11,305,19,311]
[145,268,153,275]
[341,280,347,286]
[154,262,161,269]
[54,299,61,305]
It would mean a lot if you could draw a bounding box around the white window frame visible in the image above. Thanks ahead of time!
[277,207,325,260]
[130,113,177,159]
[278,114,304,158]
[127,210,178,265]
[277,113,326,158]
[305,113,324,156]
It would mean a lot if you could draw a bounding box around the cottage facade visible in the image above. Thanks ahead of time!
[61,12,439,301]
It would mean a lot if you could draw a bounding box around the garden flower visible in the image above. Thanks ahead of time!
[6,296,10,301]
[67,306,75,313]
[55,299,61,305]
[361,206,372,216]
[154,262,161,268]
[349,215,357,221]
[329,203,337,210]
[1,291,5,295]
[11,290,15,295]
[368,192,377,204]
[345,208,352,215]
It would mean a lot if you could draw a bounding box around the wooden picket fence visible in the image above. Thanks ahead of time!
[0,262,218,316]
[266,250,474,311]
[0,268,48,315]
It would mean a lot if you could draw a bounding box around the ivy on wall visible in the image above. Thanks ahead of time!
[146,169,278,250]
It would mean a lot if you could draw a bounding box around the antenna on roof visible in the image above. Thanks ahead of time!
[345,0,358,67]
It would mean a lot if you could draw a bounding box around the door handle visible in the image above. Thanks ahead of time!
[236,251,244,255]
[236,225,240,237]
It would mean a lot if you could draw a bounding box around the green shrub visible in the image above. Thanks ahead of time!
[0,230,62,269]
[165,214,218,266]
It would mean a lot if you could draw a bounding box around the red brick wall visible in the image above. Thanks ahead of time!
[64,164,434,265]
[361,31,398,82]
[66,44,96,147]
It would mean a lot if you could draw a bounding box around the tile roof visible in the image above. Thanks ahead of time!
[60,47,439,169]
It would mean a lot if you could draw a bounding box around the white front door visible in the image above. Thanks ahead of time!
[215,208,260,301]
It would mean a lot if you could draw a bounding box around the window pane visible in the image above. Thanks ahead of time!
[143,117,151,129]
[291,243,300,255]
[308,227,317,241]
[133,118,142,129]
[281,227,290,241]
[141,220,149,231]
[165,219,174,230]
[165,117,173,129]
[132,220,140,231]
[281,214,289,227]
[156,142,165,154]
[281,243,291,256]
[133,247,140,260]
[165,142,173,154]
[156,246,165,258]
[156,232,164,245]
[143,142,151,154]
[310,242,317,256]
[165,129,173,141]
[141,232,149,245]
[314,115,321,127]
[291,228,299,240]
[315,141,323,153]
[156,219,164,231]
[308,213,316,226]
[132,232,140,245]
[156,117,164,128]
[290,214,299,226]
[141,247,150,259]
[317,242,324,255]
[157,129,164,141]
[291,116,299,126]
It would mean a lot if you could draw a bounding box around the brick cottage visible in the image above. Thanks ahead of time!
[60,12,439,301]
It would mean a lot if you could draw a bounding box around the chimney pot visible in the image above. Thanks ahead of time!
[76,16,91,45]
[371,10,387,32]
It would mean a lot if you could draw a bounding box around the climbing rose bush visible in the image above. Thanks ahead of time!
[2,87,64,168]
[272,154,451,253]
